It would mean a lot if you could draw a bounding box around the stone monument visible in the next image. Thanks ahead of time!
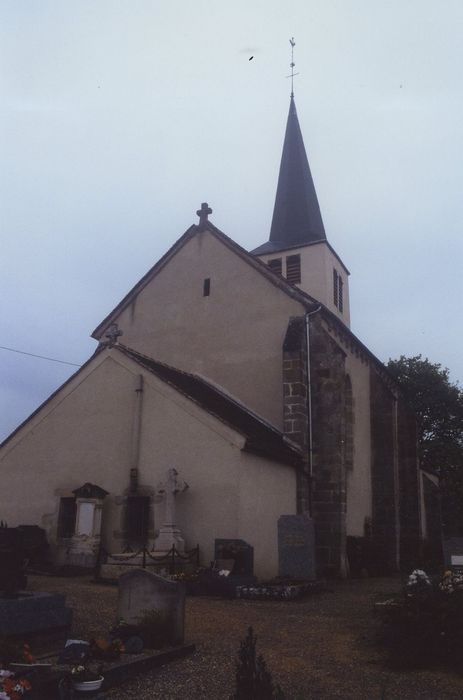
[154,468,188,553]
[118,568,185,645]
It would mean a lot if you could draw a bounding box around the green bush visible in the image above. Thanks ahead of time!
[231,627,284,699]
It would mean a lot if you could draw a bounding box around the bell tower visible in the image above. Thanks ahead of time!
[251,41,350,326]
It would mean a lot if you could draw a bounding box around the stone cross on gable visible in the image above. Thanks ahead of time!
[155,468,188,527]
[196,202,212,226]
[105,323,123,347]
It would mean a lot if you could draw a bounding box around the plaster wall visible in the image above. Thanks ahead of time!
[136,363,297,579]
[257,242,350,327]
[0,351,297,579]
[0,354,135,541]
[108,230,305,430]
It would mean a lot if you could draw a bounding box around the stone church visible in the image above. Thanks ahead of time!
[0,93,423,579]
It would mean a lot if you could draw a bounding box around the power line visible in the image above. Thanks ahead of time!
[0,345,81,367]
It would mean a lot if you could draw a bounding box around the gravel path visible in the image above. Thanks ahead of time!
[29,575,463,699]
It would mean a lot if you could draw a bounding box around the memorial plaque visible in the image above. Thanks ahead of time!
[278,514,315,580]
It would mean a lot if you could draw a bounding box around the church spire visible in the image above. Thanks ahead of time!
[268,93,326,248]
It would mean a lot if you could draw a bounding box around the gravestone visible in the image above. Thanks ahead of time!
[278,514,316,580]
[443,537,463,572]
[0,592,72,651]
[214,539,253,576]
[118,569,185,645]
[0,527,27,594]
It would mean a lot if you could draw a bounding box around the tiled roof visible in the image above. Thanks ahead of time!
[117,345,303,467]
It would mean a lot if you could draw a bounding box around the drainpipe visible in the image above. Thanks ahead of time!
[305,305,322,514]
[130,374,144,492]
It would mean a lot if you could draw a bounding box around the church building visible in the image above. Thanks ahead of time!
[0,91,422,579]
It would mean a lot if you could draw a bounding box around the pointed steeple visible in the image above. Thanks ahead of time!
[269,94,326,249]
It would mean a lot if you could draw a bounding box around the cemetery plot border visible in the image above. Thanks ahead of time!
[95,544,200,578]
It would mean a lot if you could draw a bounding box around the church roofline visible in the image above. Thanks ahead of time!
[1,341,303,468]
[91,220,322,340]
[90,216,397,391]
[0,345,105,451]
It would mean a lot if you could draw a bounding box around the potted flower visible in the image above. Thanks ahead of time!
[71,664,104,692]
[0,669,32,699]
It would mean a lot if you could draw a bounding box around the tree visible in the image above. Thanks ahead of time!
[387,355,463,535]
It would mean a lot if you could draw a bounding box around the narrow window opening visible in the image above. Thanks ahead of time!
[203,278,210,296]
[333,269,339,307]
[268,258,282,275]
[126,495,150,542]
[57,497,77,538]
[338,277,344,313]
[286,254,301,284]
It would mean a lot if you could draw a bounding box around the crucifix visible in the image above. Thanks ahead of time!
[105,323,123,347]
[196,202,212,226]
[286,37,299,97]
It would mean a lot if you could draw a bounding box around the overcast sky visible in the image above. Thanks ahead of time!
[1,0,462,441]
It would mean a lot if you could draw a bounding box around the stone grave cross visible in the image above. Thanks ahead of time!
[154,468,188,553]
[156,468,188,527]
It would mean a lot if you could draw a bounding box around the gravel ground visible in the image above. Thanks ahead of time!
[29,575,463,699]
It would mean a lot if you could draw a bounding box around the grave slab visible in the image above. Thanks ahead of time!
[118,569,185,645]
[278,514,316,580]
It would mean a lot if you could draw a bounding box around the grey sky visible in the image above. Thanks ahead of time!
[1,0,462,441]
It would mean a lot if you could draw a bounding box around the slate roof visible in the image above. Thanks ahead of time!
[252,95,326,255]
[116,345,303,467]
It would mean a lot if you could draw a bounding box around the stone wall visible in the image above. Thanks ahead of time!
[282,317,310,514]
[309,317,348,577]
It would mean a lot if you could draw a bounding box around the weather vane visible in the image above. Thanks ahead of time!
[286,37,299,97]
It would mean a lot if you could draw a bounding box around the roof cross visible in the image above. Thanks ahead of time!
[105,322,123,347]
[196,202,212,226]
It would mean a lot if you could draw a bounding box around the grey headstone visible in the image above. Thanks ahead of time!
[0,591,72,636]
[278,514,316,580]
[118,569,185,645]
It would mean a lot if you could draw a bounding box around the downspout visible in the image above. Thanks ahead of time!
[130,374,144,492]
[305,305,322,515]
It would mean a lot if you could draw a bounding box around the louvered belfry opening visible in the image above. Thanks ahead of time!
[268,258,282,275]
[286,254,301,284]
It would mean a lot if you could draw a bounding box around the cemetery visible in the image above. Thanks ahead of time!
[2,511,463,698]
